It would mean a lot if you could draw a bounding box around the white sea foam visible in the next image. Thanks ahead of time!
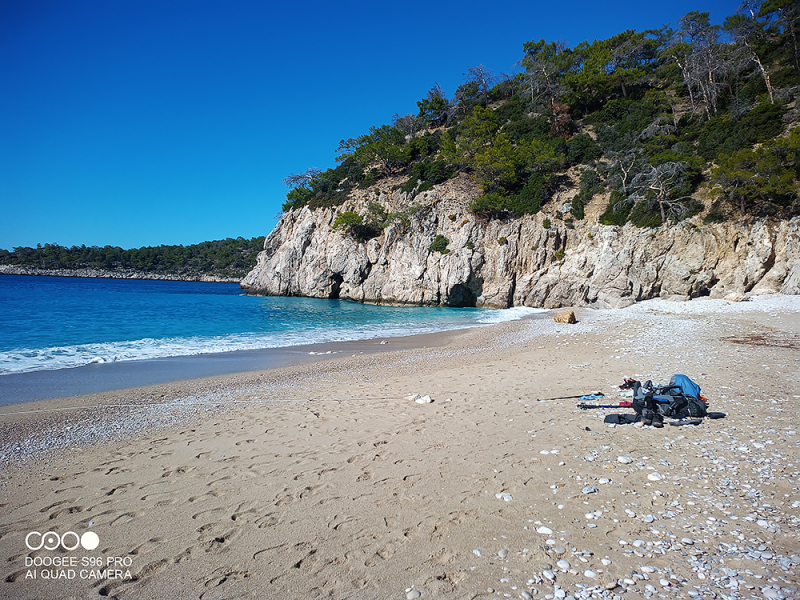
[0,305,538,375]
[476,306,547,323]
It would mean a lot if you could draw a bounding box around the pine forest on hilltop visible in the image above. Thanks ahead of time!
[281,3,800,233]
[0,237,266,280]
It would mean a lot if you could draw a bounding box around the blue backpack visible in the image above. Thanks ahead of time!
[670,374,701,400]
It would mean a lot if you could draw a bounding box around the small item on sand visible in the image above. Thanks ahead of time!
[553,309,576,324]
[404,393,433,403]
[668,418,704,426]
[578,401,631,409]
[495,492,513,502]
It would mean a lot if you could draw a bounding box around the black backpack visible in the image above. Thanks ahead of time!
[632,377,707,420]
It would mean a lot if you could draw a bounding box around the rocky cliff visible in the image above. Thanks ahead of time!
[241,179,800,309]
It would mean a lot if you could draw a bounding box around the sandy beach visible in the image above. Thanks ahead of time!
[1,295,798,600]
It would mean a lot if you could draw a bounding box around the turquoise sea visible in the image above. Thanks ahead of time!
[0,275,541,376]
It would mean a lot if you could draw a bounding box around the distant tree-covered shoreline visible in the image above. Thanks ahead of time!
[0,237,266,280]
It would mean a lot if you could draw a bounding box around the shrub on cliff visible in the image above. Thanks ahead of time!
[712,127,800,218]
[429,234,450,254]
[333,211,382,242]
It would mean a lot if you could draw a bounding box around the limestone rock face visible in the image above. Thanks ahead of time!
[240,186,800,308]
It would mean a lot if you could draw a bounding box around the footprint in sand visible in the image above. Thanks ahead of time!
[39,499,75,513]
[109,511,141,526]
[202,566,252,588]
[48,505,86,520]
[129,536,165,556]
[96,558,170,597]
[104,482,135,496]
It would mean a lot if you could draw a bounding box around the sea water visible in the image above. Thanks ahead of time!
[0,275,542,375]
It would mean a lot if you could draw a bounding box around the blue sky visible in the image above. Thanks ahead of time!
[1,0,739,250]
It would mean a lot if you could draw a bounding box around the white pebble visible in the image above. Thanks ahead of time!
[584,569,597,578]
[557,559,571,571]
[660,579,670,587]
[498,549,509,559]
[617,456,633,464]
[521,592,533,600]
[473,549,482,557]
[647,472,663,481]
[496,492,513,502]
[406,591,421,599]
[536,526,553,535]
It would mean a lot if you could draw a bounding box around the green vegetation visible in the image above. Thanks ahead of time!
[282,3,800,226]
[0,237,266,279]
[429,234,450,253]
[571,169,604,220]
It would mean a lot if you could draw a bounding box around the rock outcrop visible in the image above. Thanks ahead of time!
[241,182,800,309]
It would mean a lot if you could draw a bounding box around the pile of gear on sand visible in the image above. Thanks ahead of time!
[573,374,726,427]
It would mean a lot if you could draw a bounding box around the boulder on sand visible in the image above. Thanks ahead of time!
[554,309,576,324]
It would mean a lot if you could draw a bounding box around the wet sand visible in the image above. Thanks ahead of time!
[0,328,473,406]
[0,296,798,600]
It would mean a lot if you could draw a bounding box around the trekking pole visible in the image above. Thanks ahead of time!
[538,392,604,402]
[577,401,632,410]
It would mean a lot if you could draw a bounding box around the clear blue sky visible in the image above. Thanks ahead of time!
[1,0,739,250]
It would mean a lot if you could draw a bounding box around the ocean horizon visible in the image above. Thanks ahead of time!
[0,274,544,377]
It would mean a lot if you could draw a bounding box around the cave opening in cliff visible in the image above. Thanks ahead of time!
[446,284,477,308]
[328,274,343,299]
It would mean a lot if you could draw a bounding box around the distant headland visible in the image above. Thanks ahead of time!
[0,237,264,282]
